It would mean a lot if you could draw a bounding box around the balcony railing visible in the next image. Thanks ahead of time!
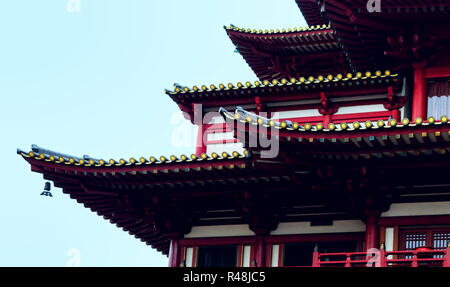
[312,246,450,267]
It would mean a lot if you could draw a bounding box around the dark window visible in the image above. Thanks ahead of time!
[320,241,358,254]
[197,245,238,267]
[283,242,315,267]
[283,241,358,267]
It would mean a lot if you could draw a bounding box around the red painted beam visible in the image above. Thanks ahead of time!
[331,111,391,122]
[179,236,256,247]
[265,232,365,244]
[425,66,450,79]
[206,139,239,145]
[379,215,450,227]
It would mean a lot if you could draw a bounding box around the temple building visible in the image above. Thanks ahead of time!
[18,0,450,267]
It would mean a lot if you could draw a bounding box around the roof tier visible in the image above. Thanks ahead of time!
[225,24,350,81]
[167,70,401,120]
[18,146,250,255]
[321,0,450,71]
[251,1,450,73]
[221,107,450,161]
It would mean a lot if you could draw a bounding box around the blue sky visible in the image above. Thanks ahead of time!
[0,0,306,266]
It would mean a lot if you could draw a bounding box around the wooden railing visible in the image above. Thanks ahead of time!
[312,246,450,267]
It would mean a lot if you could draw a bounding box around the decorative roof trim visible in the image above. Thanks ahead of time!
[166,70,398,96]
[17,146,248,168]
[224,24,332,35]
[220,107,449,133]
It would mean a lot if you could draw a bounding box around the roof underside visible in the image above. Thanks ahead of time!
[296,0,328,26]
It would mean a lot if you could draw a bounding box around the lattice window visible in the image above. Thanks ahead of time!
[403,232,427,250]
[401,228,450,249]
[433,232,450,249]
[432,232,450,259]
[400,227,450,260]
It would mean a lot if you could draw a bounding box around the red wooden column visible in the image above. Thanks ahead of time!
[323,115,332,127]
[195,124,207,156]
[365,211,380,251]
[412,61,428,120]
[391,109,401,122]
[255,96,263,115]
[387,86,401,122]
[254,235,266,267]
[168,238,181,267]
[319,92,336,127]
[193,103,207,156]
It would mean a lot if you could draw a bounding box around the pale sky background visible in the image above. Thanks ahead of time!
[0,0,307,266]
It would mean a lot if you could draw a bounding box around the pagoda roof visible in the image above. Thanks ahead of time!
[18,145,249,255]
[225,24,349,81]
[166,70,401,116]
[17,0,450,257]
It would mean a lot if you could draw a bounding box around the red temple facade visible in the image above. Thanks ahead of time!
[19,0,450,267]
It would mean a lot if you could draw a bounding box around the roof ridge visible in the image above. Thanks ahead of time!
[18,146,249,167]
[224,23,332,35]
[219,107,449,133]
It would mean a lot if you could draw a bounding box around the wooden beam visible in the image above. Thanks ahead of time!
[425,66,450,79]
